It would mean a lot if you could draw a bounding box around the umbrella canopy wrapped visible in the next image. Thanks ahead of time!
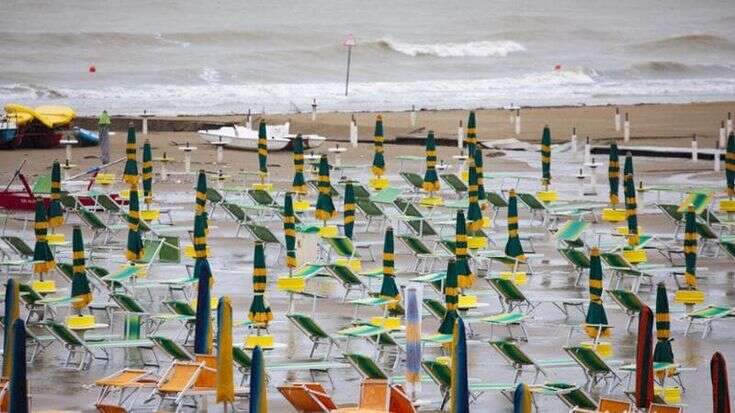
[126,186,144,261]
[380,227,400,313]
[466,111,477,159]
[122,125,139,186]
[291,135,307,195]
[372,115,385,177]
[513,383,533,413]
[193,212,210,263]
[624,151,634,177]
[405,287,422,388]
[249,346,268,413]
[608,143,620,206]
[422,131,440,193]
[314,155,337,221]
[454,211,473,288]
[467,154,483,234]
[194,262,213,355]
[683,206,698,290]
[248,242,273,326]
[2,279,19,378]
[585,248,609,338]
[653,282,674,364]
[195,170,208,235]
[142,140,153,206]
[727,132,735,197]
[8,319,28,413]
[257,120,268,180]
[216,296,234,404]
[504,190,525,261]
[635,305,655,410]
[70,226,92,311]
[624,173,640,247]
[541,126,551,188]
[711,352,731,413]
[283,193,297,270]
[450,318,469,413]
[474,147,485,201]
[343,183,356,240]
[48,160,64,228]
[32,199,54,274]
[438,259,459,335]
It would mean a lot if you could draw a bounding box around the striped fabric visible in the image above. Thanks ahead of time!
[48,160,64,228]
[257,120,268,179]
[467,154,483,233]
[142,140,153,206]
[291,134,307,195]
[608,143,620,206]
[194,170,208,235]
[541,125,551,187]
[249,346,268,413]
[315,155,336,221]
[343,183,356,240]
[653,282,674,364]
[194,263,212,355]
[32,199,55,274]
[405,287,421,386]
[683,206,698,289]
[624,173,640,246]
[450,318,469,413]
[474,148,485,201]
[248,242,273,325]
[422,131,440,192]
[584,248,609,338]
[504,189,525,261]
[70,226,92,311]
[465,111,477,159]
[380,227,400,312]
[2,279,19,378]
[439,259,459,335]
[126,186,144,262]
[454,211,474,288]
[372,115,385,177]
[122,125,139,186]
[283,193,297,269]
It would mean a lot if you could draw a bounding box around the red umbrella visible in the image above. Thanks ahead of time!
[711,352,731,413]
[635,305,654,409]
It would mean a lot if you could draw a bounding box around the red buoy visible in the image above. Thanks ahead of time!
[554,64,562,71]
[88,64,96,73]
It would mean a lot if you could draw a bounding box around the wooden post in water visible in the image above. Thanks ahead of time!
[457,120,464,149]
[623,113,630,142]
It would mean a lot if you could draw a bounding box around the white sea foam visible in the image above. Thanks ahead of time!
[198,67,221,84]
[380,39,526,57]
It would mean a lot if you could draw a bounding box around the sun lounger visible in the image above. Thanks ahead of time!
[244,220,284,258]
[606,289,644,331]
[489,340,575,383]
[563,346,623,392]
[343,352,427,386]
[440,173,467,196]
[76,207,127,244]
[149,360,209,410]
[649,403,683,413]
[233,346,347,386]
[558,248,591,286]
[323,264,367,301]
[541,382,598,411]
[421,360,515,409]
[150,335,195,362]
[684,305,734,338]
[600,252,681,292]
[555,220,590,248]
[398,235,448,272]
[516,192,598,227]
[487,277,586,317]
[247,188,280,209]
[286,313,340,358]
[399,172,424,192]
[356,198,388,232]
[278,382,338,412]
[676,191,712,214]
[93,368,158,409]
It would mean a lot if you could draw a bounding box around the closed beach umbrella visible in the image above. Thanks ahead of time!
[653,282,674,364]
[450,318,469,413]
[454,211,473,288]
[727,132,735,198]
[283,193,297,271]
[216,297,234,404]
[248,242,272,326]
[70,226,92,312]
[8,320,28,413]
[513,383,533,413]
[624,173,640,247]
[195,170,208,235]
[123,125,139,186]
[422,131,440,193]
[467,154,483,234]
[608,143,620,206]
[193,210,210,265]
[343,183,356,240]
[466,111,477,158]
[438,259,459,335]
[474,147,485,201]
[142,140,153,206]
[257,120,268,181]
[585,248,609,338]
[32,198,54,275]
[194,261,212,355]
[684,206,698,290]
[711,352,731,413]
[126,185,144,261]
[541,125,551,188]
[635,305,655,410]
[48,160,64,228]
[291,134,307,195]
[624,151,634,177]
[504,189,525,261]
[372,115,386,178]
[2,279,19,378]
[380,227,400,313]
[249,346,268,413]
[405,287,422,391]
[314,155,336,222]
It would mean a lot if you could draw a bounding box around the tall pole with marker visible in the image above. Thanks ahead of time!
[343,34,356,96]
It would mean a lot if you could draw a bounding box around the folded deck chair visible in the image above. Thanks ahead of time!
[487,277,586,318]
[684,305,734,338]
[323,264,367,301]
[220,201,251,237]
[398,235,450,272]
[286,313,340,358]
[150,335,195,362]
[399,172,424,192]
[541,382,598,411]
[278,382,338,412]
[600,252,680,292]
[356,198,388,232]
[244,220,284,259]
[489,340,575,384]
[76,206,126,244]
[421,360,515,409]
[558,248,591,286]
[233,347,347,386]
[440,173,468,196]
[563,346,623,392]
[247,188,279,209]
[606,289,644,331]
[555,220,590,248]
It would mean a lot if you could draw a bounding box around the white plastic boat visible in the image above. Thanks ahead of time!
[197,122,326,151]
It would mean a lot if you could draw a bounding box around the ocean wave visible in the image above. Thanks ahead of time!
[631,34,735,53]
[376,39,526,57]
[198,68,221,84]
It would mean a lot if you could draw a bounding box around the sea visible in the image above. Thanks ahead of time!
[2,0,735,115]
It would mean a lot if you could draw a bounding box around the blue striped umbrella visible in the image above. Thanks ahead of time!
[8,319,28,413]
[405,287,421,392]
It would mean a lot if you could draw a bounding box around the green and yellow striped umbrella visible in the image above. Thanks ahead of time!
[32,198,54,275]
[541,125,551,188]
[291,134,307,195]
[194,259,213,355]
[216,296,234,404]
[438,259,459,335]
[343,183,356,240]
[422,131,440,193]
[142,140,153,207]
[466,111,477,159]
[683,206,698,289]
[314,155,336,222]
[257,120,268,181]
[372,115,385,178]
[474,147,485,201]
[585,248,609,338]
[283,193,297,271]
[2,279,19,378]
[126,185,144,262]
[624,173,640,247]
[455,210,474,288]
[122,125,139,186]
[380,227,400,313]
[70,226,92,312]
[193,213,210,263]
[504,189,525,261]
[623,151,634,177]
[195,170,208,235]
[248,242,272,326]
[467,155,483,234]
[609,143,620,206]
[727,132,735,197]
[48,160,64,228]
[653,282,674,364]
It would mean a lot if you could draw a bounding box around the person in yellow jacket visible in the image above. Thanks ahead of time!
[98,110,111,164]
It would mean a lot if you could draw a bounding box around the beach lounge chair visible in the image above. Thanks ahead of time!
[323,235,377,262]
[286,313,340,358]
[399,172,424,192]
[595,397,633,413]
[0,318,54,364]
[18,282,78,322]
[76,206,126,244]
[676,191,712,214]
[483,191,509,223]
[398,235,450,272]
[322,264,367,301]
[558,248,591,286]
[278,382,338,412]
[356,198,388,232]
[219,201,252,236]
[606,289,644,331]
[149,360,210,411]
[421,360,515,409]
[440,173,468,196]
[162,300,197,342]
[0,235,38,272]
[649,403,682,413]
[150,335,195,362]
[563,346,623,392]
[232,346,347,386]
[600,252,679,292]
[343,352,418,385]
[489,340,575,383]
[93,368,159,412]
[517,192,599,227]
[542,382,598,411]
[657,204,684,238]
[684,305,734,338]
[555,220,590,248]
[244,220,284,258]
[487,277,586,317]
[354,379,391,412]
[422,298,529,340]
[247,188,279,208]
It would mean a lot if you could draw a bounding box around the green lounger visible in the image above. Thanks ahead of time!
[286,313,339,358]
[422,360,515,409]
[558,248,590,286]
[555,220,590,248]
[684,305,734,338]
[233,346,347,386]
[487,277,586,318]
[489,340,575,383]
[440,173,468,195]
[563,346,622,393]
[541,382,598,411]
[606,289,644,331]
[399,172,424,192]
